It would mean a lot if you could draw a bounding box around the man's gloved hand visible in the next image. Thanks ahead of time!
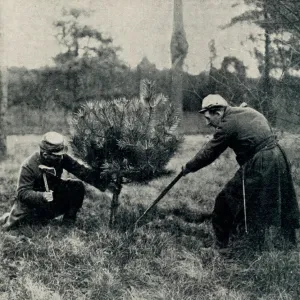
[97,171,113,192]
[43,191,54,202]
[107,182,122,194]
[181,165,190,176]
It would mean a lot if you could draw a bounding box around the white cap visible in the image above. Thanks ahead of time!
[199,94,228,113]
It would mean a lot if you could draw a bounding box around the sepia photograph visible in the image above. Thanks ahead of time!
[0,0,299,299]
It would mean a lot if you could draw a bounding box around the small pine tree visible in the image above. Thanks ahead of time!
[70,79,183,226]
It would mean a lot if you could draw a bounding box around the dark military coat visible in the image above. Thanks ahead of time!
[186,106,300,231]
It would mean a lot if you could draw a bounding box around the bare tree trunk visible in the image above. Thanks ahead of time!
[0,47,8,158]
[262,2,276,125]
[170,0,188,122]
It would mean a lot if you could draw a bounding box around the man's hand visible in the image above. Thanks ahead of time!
[43,191,53,202]
[97,170,115,192]
[181,165,190,176]
[107,182,122,194]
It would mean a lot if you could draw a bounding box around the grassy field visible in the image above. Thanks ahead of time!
[0,133,300,299]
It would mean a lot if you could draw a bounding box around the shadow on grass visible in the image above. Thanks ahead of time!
[114,202,212,231]
[100,203,215,250]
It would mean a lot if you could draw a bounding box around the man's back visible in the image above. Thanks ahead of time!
[222,106,275,164]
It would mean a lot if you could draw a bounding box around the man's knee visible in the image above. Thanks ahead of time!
[70,179,85,193]
[63,179,85,197]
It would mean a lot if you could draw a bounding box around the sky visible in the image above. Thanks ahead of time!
[1,0,262,77]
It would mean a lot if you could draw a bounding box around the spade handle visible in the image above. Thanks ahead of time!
[134,171,183,227]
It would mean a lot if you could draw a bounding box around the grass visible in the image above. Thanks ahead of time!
[0,133,299,299]
[6,106,70,136]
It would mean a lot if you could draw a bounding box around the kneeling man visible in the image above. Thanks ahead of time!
[1,131,108,229]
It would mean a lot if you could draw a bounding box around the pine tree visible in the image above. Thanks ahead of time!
[70,80,183,227]
[226,0,300,125]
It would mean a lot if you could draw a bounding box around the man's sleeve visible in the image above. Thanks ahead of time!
[17,165,45,207]
[62,155,107,191]
[185,126,231,173]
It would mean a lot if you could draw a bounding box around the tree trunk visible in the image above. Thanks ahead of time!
[109,176,122,228]
[0,10,7,158]
[0,66,8,159]
[261,2,276,126]
[170,0,188,122]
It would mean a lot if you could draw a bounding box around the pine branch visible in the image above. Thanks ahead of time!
[70,80,183,183]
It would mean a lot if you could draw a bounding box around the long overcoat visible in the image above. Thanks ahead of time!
[186,106,300,246]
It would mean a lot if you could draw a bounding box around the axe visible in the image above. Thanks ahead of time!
[38,165,56,193]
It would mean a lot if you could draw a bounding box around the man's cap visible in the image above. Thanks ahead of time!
[39,132,67,155]
[199,94,229,113]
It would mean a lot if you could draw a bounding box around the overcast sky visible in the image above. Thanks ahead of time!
[1,0,262,76]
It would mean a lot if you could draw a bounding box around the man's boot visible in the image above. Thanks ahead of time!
[62,209,78,226]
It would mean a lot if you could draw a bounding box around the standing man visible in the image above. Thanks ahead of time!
[0,132,110,229]
[182,94,299,250]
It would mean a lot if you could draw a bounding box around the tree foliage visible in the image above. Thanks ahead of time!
[70,80,182,182]
[228,0,300,74]
[53,8,126,110]
[224,0,300,124]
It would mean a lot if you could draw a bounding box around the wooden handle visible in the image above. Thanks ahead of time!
[134,171,183,226]
[42,173,49,192]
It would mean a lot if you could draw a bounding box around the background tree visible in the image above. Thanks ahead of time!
[0,13,7,157]
[6,3,300,135]
[0,66,8,158]
[207,39,218,95]
[226,0,300,125]
[53,8,124,110]
[170,0,189,123]
[217,56,247,105]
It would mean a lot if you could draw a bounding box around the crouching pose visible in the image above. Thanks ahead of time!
[0,132,109,229]
[182,94,300,250]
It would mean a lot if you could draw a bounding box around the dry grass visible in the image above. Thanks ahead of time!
[0,133,299,299]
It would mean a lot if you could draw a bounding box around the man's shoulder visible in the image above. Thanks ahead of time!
[219,106,258,133]
[225,106,264,123]
[228,105,255,113]
[230,106,262,116]
[22,152,41,169]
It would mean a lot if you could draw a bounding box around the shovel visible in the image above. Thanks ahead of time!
[134,171,184,228]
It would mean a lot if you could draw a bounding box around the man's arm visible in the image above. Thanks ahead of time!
[17,164,45,207]
[62,155,107,191]
[185,126,231,173]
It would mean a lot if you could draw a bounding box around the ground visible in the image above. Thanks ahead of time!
[0,133,299,300]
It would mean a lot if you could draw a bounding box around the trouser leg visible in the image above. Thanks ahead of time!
[52,179,85,221]
[281,226,297,248]
[0,200,30,230]
[212,191,234,248]
[212,169,244,248]
[1,180,85,229]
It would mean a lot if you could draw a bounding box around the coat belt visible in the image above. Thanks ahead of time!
[237,136,277,166]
